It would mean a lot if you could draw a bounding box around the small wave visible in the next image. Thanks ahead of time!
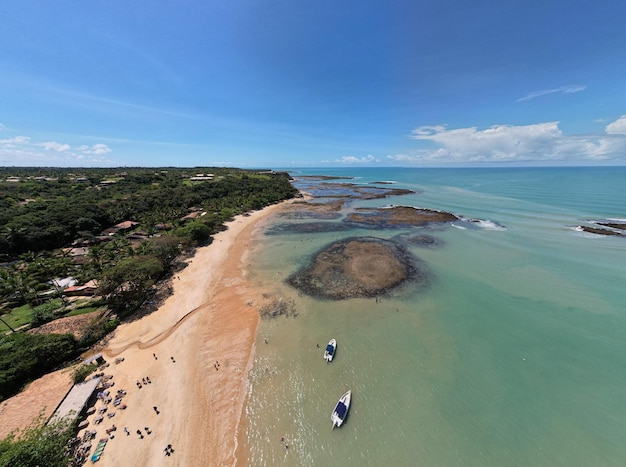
[463,218,507,231]
[451,223,467,230]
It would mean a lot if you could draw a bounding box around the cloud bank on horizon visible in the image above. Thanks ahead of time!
[384,116,626,165]
[0,131,113,166]
[3,116,626,168]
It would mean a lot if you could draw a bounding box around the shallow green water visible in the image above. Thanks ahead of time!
[244,167,626,466]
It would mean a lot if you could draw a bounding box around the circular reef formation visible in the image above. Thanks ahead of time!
[286,236,428,300]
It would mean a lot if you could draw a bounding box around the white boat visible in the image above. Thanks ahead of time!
[331,390,351,429]
[324,339,337,362]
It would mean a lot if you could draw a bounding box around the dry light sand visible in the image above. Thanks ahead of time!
[86,202,285,466]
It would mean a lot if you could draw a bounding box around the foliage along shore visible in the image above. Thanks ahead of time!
[0,167,298,406]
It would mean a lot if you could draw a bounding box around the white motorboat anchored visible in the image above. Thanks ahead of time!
[331,390,351,429]
[324,338,337,362]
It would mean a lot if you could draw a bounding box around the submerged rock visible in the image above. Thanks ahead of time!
[577,225,624,236]
[286,237,428,300]
[293,181,415,200]
[265,222,353,235]
[278,199,345,219]
[294,175,355,181]
[597,222,626,231]
[345,205,458,229]
[393,233,443,248]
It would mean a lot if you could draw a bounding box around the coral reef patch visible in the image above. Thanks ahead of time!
[286,236,428,300]
[265,222,354,235]
[345,206,458,229]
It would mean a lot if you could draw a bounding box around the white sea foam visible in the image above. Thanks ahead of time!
[476,219,507,231]
[462,218,507,231]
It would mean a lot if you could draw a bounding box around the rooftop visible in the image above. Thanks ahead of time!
[48,377,102,424]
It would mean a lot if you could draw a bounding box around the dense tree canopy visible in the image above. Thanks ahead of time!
[98,255,164,314]
[0,332,78,400]
[0,168,297,259]
[0,166,298,403]
[0,415,75,467]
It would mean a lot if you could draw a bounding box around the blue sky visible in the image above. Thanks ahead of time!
[1,0,626,168]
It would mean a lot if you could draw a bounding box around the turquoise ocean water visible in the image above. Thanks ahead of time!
[243,167,626,467]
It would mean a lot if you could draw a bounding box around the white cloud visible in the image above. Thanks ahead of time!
[39,141,71,152]
[605,115,626,135]
[391,117,626,165]
[517,85,587,102]
[0,133,114,166]
[0,136,31,145]
[335,154,379,164]
[79,143,112,155]
[410,122,563,161]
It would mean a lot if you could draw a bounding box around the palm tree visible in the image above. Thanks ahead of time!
[87,244,107,274]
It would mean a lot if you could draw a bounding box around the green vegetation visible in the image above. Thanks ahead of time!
[0,304,32,332]
[31,301,58,326]
[0,414,75,467]
[0,167,297,259]
[0,332,78,400]
[0,299,66,331]
[0,167,298,404]
[98,255,164,315]
[73,362,97,384]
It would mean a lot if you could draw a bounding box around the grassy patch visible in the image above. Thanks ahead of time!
[0,299,70,331]
[0,304,33,331]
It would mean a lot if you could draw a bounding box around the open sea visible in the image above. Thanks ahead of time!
[243,167,626,467]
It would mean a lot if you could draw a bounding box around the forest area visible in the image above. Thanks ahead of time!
[0,167,297,404]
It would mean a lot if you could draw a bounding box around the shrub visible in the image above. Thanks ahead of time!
[72,362,97,384]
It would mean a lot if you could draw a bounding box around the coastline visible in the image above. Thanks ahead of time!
[91,201,286,466]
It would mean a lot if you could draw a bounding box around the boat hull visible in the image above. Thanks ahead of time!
[331,390,351,428]
[324,339,337,362]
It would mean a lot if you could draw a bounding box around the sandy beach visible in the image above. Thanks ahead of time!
[82,202,286,466]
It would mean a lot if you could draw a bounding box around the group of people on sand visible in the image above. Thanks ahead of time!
[132,427,152,439]
[136,376,152,388]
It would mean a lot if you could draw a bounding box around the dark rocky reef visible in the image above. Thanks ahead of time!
[392,233,443,248]
[597,222,626,231]
[265,222,354,235]
[278,199,345,219]
[295,182,415,200]
[286,236,428,300]
[295,175,355,181]
[345,206,458,229]
[578,225,624,236]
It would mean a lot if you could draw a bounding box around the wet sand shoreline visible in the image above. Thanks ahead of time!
[92,201,286,466]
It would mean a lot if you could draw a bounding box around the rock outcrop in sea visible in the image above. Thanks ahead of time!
[345,205,459,229]
[286,236,428,300]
